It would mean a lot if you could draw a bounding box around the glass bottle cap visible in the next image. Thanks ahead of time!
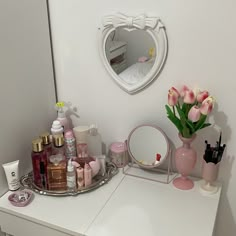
[32,138,43,152]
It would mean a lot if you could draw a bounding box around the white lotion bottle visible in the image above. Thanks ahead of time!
[55,102,70,132]
[51,120,63,136]
[67,158,76,191]
[87,124,102,156]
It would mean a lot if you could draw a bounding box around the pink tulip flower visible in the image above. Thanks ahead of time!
[168,87,180,106]
[183,89,195,104]
[197,90,209,103]
[180,85,190,97]
[200,96,215,115]
[188,105,201,122]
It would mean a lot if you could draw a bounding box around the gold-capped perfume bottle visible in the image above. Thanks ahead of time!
[52,134,65,156]
[40,132,52,159]
[31,138,47,189]
[47,154,67,191]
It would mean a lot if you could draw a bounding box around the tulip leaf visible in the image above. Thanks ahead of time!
[165,105,183,133]
[176,105,191,138]
[186,119,195,134]
[182,103,187,114]
[200,123,211,129]
[195,115,207,131]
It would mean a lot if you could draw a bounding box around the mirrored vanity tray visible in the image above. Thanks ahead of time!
[20,162,118,197]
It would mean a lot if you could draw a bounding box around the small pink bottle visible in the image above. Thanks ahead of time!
[84,163,92,187]
[76,166,84,188]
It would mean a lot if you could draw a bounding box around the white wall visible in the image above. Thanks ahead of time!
[0,0,56,196]
[49,1,236,235]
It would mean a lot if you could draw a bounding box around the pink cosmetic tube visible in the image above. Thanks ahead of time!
[76,167,84,188]
[84,163,92,187]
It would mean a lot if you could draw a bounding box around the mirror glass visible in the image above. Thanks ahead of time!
[127,125,169,168]
[100,13,168,94]
[105,28,155,85]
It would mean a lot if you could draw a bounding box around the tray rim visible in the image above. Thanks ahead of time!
[20,162,118,197]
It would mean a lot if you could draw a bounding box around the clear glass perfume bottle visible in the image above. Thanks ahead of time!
[47,154,67,191]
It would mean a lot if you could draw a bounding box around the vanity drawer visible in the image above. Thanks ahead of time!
[109,45,127,60]
[0,211,75,236]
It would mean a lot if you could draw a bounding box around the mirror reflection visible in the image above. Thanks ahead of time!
[105,28,156,85]
[127,125,169,168]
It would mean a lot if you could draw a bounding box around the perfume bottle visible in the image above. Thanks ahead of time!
[52,134,65,157]
[47,154,67,191]
[31,138,47,188]
[40,132,52,159]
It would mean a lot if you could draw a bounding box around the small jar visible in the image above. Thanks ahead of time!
[110,142,128,168]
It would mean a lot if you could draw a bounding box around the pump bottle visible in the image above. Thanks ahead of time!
[55,101,70,132]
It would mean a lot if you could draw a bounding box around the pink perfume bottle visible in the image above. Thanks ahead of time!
[40,132,52,159]
[52,134,65,157]
[31,138,47,188]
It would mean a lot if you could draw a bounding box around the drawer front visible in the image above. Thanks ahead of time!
[0,212,75,236]
[109,46,126,60]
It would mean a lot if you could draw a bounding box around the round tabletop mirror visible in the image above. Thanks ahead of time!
[127,125,169,168]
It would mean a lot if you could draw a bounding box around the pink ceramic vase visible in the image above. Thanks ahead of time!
[173,133,197,190]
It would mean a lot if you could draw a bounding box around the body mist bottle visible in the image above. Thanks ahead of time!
[31,138,47,188]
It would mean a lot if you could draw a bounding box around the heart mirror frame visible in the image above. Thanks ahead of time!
[99,12,168,94]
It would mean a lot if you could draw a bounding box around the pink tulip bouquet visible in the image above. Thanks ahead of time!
[165,85,215,138]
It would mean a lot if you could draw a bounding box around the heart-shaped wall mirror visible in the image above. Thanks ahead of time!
[99,13,168,94]
[127,125,169,169]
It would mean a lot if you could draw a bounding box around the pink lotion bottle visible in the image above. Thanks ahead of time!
[84,163,92,187]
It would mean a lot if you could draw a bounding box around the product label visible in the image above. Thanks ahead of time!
[10,178,20,190]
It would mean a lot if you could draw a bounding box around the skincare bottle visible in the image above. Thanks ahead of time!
[40,132,52,159]
[84,163,92,187]
[64,130,77,158]
[51,120,64,137]
[87,124,102,156]
[31,138,47,188]
[55,101,70,132]
[67,158,77,191]
[76,167,84,188]
[2,160,20,191]
[47,155,67,191]
[52,134,65,157]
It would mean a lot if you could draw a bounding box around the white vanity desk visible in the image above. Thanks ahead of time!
[0,171,221,236]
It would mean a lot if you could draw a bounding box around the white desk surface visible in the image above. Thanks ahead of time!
[0,170,221,236]
[86,175,221,236]
[0,172,125,236]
